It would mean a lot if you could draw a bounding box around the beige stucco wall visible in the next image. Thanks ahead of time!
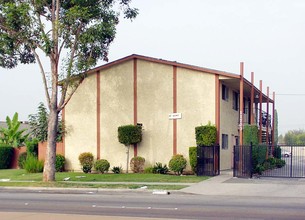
[177,68,216,169]
[64,58,244,172]
[99,60,134,170]
[64,74,97,171]
[137,60,173,167]
[219,83,239,170]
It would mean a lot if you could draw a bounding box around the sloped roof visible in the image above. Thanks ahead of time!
[87,54,240,79]
[86,54,273,103]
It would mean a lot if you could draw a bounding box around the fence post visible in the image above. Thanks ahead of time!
[250,142,253,178]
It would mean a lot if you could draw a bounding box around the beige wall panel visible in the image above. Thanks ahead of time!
[64,74,97,171]
[99,61,134,170]
[219,84,239,170]
[137,60,173,166]
[177,68,216,169]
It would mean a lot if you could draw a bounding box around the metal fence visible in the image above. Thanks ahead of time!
[233,145,253,178]
[233,144,305,178]
[261,145,305,178]
[197,145,220,176]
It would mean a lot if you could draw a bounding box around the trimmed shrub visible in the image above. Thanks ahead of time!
[169,154,187,175]
[189,147,197,174]
[55,154,65,172]
[24,155,44,173]
[18,152,27,169]
[130,156,145,173]
[243,125,259,145]
[78,152,94,173]
[25,138,39,156]
[0,146,14,169]
[111,166,122,174]
[152,162,169,174]
[195,123,217,146]
[118,125,142,146]
[95,159,110,173]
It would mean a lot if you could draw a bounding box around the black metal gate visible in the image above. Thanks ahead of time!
[197,145,220,176]
[233,145,253,178]
[233,144,305,178]
[261,145,305,178]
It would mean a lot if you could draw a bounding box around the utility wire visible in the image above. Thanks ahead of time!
[276,94,305,96]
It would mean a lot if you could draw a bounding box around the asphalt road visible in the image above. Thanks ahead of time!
[1,190,305,219]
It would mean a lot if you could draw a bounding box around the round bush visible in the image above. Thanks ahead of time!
[94,159,110,173]
[78,152,94,173]
[169,154,187,175]
[55,154,65,172]
[18,152,27,169]
[130,156,145,173]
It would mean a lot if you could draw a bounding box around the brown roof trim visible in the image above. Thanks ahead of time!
[87,54,273,103]
[87,54,240,79]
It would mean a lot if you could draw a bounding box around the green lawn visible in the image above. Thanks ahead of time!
[0,169,208,190]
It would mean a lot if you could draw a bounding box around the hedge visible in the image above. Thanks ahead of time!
[0,146,14,169]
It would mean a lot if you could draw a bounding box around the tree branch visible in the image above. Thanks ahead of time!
[58,23,83,109]
[31,49,51,106]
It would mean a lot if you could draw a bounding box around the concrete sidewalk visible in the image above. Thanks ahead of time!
[0,212,173,220]
[180,170,305,198]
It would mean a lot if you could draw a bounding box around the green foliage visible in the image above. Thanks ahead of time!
[189,147,197,174]
[0,0,138,70]
[24,155,44,173]
[263,157,286,170]
[243,125,259,145]
[118,125,142,146]
[283,129,305,145]
[94,159,110,173]
[78,152,94,173]
[195,123,217,146]
[55,154,66,172]
[18,152,27,169]
[28,103,64,142]
[0,146,14,169]
[273,146,282,159]
[144,166,154,174]
[0,112,29,147]
[25,138,39,156]
[252,145,267,174]
[169,154,187,175]
[130,156,145,173]
[152,162,169,174]
[111,166,122,174]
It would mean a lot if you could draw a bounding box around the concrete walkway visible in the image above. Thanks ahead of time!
[180,170,305,198]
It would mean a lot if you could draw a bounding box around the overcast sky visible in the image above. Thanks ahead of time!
[1,0,305,135]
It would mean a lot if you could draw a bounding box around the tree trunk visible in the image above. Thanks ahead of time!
[42,53,59,182]
[43,105,58,182]
[43,111,58,181]
[126,145,130,173]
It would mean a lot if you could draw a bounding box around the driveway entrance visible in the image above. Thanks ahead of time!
[233,144,305,178]
[261,145,305,178]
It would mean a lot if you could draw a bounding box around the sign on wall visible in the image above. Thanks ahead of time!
[169,113,182,120]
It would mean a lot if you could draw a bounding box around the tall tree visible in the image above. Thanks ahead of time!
[0,0,138,181]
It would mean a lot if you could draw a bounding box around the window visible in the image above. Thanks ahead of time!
[222,134,228,150]
[222,84,229,101]
[233,91,239,111]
